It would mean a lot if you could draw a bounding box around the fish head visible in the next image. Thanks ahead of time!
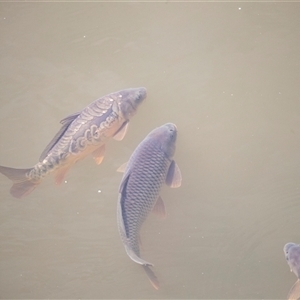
[115,87,147,120]
[284,243,300,278]
[149,123,178,158]
[284,243,297,258]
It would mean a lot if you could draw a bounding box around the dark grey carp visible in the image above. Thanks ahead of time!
[284,243,300,300]
[117,123,182,289]
[0,87,146,198]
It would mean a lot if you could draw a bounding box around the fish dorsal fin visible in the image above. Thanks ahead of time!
[117,172,131,238]
[113,121,129,141]
[39,122,71,162]
[119,172,130,195]
[117,162,128,173]
[152,196,166,219]
[287,279,300,300]
[117,192,127,238]
[39,112,80,162]
[165,160,182,188]
[92,145,105,165]
[60,111,81,125]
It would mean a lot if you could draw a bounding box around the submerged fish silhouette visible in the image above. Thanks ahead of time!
[284,243,300,300]
[117,123,182,289]
[0,87,147,198]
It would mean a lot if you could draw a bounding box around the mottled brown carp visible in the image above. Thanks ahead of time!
[117,123,182,289]
[0,87,147,198]
[284,243,300,300]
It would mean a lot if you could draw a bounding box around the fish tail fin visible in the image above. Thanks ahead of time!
[125,246,153,266]
[0,165,38,198]
[142,265,160,290]
[288,279,300,300]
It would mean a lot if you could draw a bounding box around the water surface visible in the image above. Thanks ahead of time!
[0,2,300,299]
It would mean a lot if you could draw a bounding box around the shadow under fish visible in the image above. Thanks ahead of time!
[117,123,182,289]
[284,243,300,300]
[0,87,146,198]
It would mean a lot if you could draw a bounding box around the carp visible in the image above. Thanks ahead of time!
[0,87,147,198]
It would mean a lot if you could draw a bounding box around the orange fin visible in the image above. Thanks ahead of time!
[117,162,128,173]
[166,160,182,188]
[54,166,71,185]
[92,145,105,165]
[288,279,300,300]
[152,196,166,219]
[10,181,38,198]
[0,165,38,198]
[142,265,160,290]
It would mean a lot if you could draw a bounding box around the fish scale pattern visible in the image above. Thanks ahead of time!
[55,103,115,155]
[28,98,117,180]
[119,137,171,258]
[27,89,145,181]
[0,87,146,198]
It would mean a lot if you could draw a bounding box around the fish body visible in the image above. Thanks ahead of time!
[284,243,300,300]
[117,123,182,289]
[0,87,146,198]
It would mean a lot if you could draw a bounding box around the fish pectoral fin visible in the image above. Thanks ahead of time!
[287,279,300,300]
[113,121,129,141]
[54,165,71,185]
[165,160,182,188]
[152,196,166,219]
[92,145,105,165]
[117,162,128,173]
[142,265,160,290]
[39,112,80,162]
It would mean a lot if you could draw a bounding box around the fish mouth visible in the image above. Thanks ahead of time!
[134,87,147,105]
[117,87,147,120]
[122,87,147,118]
[164,123,177,132]
[138,87,147,99]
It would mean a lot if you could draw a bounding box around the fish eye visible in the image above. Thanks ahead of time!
[169,130,175,137]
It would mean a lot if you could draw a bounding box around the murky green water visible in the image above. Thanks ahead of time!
[0,2,300,299]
